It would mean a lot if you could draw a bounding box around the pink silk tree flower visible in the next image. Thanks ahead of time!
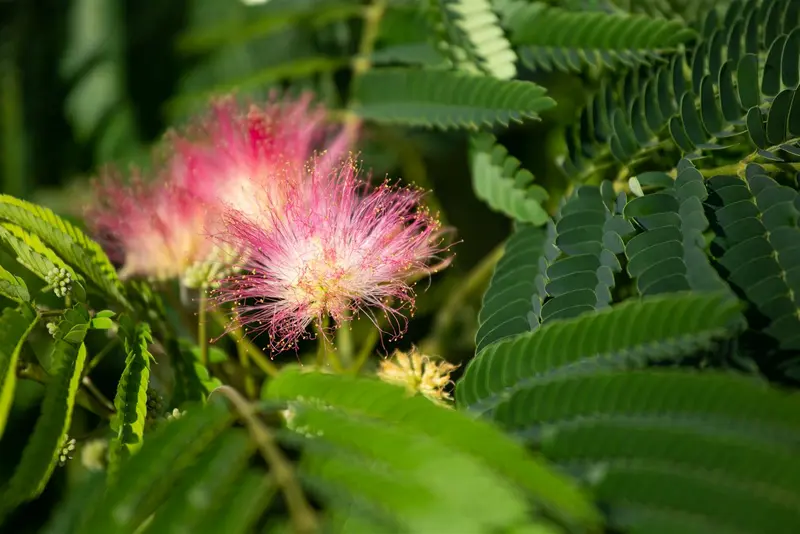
[169,93,354,227]
[85,167,222,287]
[213,158,451,354]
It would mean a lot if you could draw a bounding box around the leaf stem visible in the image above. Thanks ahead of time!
[85,337,120,375]
[349,325,380,375]
[211,386,318,534]
[198,286,208,367]
[315,316,342,372]
[211,310,279,378]
[419,243,504,355]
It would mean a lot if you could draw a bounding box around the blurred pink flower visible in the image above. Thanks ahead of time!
[170,93,354,226]
[213,158,451,353]
[84,92,354,287]
[86,167,216,284]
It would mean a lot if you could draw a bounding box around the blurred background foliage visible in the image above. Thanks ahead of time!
[0,0,588,367]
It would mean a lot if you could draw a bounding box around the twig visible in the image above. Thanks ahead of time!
[418,243,504,355]
[211,386,318,534]
[211,310,279,378]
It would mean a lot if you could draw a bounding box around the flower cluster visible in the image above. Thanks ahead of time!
[377,348,459,405]
[85,91,451,354]
[85,93,350,289]
[212,158,450,352]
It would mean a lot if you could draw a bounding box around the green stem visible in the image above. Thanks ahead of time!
[342,0,387,135]
[211,310,279,378]
[336,312,354,368]
[85,337,120,375]
[82,376,115,412]
[237,340,257,399]
[315,316,342,372]
[211,386,318,534]
[198,287,208,367]
[350,325,380,375]
[18,362,113,419]
[419,244,505,355]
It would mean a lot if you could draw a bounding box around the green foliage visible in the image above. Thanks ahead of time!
[0,195,128,307]
[0,305,90,518]
[351,68,556,129]
[493,369,800,533]
[624,160,729,294]
[425,0,517,79]
[564,0,800,178]
[107,321,153,475]
[44,400,234,533]
[475,223,557,353]
[507,3,696,72]
[0,264,29,303]
[541,184,634,321]
[4,0,800,532]
[469,133,550,225]
[264,368,601,528]
[705,162,800,350]
[459,291,743,413]
[0,304,38,437]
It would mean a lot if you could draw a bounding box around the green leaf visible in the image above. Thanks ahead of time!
[203,471,275,534]
[0,195,128,307]
[542,185,634,323]
[469,133,550,225]
[0,264,29,302]
[265,369,601,529]
[457,291,743,413]
[45,399,233,533]
[624,160,731,295]
[107,322,153,476]
[281,398,557,533]
[426,0,517,79]
[509,4,696,73]
[0,305,90,516]
[89,317,115,330]
[138,430,255,533]
[563,0,800,177]
[0,304,38,438]
[0,223,75,282]
[706,164,800,350]
[491,369,800,534]
[351,68,556,130]
[171,340,223,407]
[475,223,557,354]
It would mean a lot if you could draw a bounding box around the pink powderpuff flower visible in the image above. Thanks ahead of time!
[169,93,355,227]
[85,165,218,285]
[213,158,451,354]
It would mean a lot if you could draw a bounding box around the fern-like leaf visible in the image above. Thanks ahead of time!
[107,321,154,476]
[565,0,800,177]
[705,163,800,350]
[0,305,38,438]
[0,223,76,283]
[265,369,601,528]
[139,430,255,532]
[469,133,550,225]
[201,470,275,534]
[426,0,517,79]
[52,399,233,533]
[0,305,90,516]
[282,399,553,533]
[475,223,557,354]
[491,369,800,534]
[508,3,695,72]
[457,291,742,413]
[0,264,29,303]
[0,195,128,307]
[351,68,555,130]
[542,184,634,322]
[624,161,730,294]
